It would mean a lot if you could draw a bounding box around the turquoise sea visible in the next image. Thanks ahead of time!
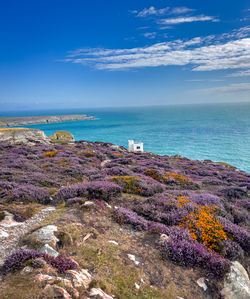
[1,103,250,173]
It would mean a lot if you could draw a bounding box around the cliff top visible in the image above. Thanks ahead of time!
[0,133,249,298]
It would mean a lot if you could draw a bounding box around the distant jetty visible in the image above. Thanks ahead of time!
[0,114,96,127]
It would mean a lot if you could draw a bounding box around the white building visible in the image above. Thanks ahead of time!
[128,140,143,152]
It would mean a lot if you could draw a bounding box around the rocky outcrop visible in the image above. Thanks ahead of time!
[39,244,59,257]
[34,265,114,299]
[221,261,250,299]
[0,128,51,145]
[29,225,59,247]
[49,130,75,143]
[0,114,96,127]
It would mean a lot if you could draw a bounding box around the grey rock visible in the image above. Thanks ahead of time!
[221,261,250,299]
[39,244,59,257]
[0,229,9,238]
[0,211,22,227]
[0,128,50,145]
[196,277,207,291]
[83,201,94,207]
[20,266,34,275]
[29,225,58,246]
[89,288,113,299]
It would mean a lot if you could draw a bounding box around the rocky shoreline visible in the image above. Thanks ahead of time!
[0,114,96,127]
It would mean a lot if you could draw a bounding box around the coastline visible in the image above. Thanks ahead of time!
[0,114,96,127]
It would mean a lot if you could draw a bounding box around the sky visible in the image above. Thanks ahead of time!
[0,0,250,111]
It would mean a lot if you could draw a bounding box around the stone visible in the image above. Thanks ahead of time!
[0,211,22,227]
[65,269,92,288]
[42,207,56,212]
[0,229,9,238]
[20,266,34,275]
[56,278,79,298]
[160,234,169,242]
[29,225,58,246]
[108,240,119,245]
[105,203,112,209]
[196,277,207,291]
[127,254,140,266]
[221,261,250,299]
[0,128,51,145]
[89,288,113,299]
[43,284,71,299]
[35,274,56,285]
[39,244,59,257]
[83,201,94,207]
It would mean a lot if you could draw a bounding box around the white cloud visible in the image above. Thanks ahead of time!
[170,7,195,15]
[197,83,250,93]
[133,6,195,17]
[64,28,250,72]
[227,69,250,77]
[143,32,157,39]
[158,15,219,25]
[136,6,169,17]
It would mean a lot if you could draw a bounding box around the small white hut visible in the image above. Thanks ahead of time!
[128,140,143,152]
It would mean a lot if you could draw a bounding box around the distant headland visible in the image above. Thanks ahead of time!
[0,114,96,127]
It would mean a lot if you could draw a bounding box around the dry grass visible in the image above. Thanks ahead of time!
[1,202,207,298]
[0,273,43,299]
[51,204,204,298]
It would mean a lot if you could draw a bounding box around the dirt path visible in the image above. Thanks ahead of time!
[0,207,56,266]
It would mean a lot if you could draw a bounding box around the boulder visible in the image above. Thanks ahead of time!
[196,277,207,291]
[0,128,50,145]
[43,284,71,299]
[35,274,56,286]
[29,225,58,246]
[65,269,92,288]
[221,261,250,299]
[89,288,113,299]
[0,229,9,238]
[39,244,59,257]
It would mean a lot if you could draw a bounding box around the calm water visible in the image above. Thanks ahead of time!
[1,103,250,173]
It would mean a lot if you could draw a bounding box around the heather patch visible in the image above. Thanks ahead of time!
[1,249,77,275]
[109,175,164,196]
[57,181,122,202]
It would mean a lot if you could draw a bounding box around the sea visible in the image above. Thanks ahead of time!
[1,102,250,173]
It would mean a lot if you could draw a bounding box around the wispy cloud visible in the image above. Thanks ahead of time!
[64,27,250,72]
[143,32,157,39]
[133,6,195,18]
[134,6,170,17]
[158,15,219,25]
[197,83,250,93]
[227,69,250,77]
[169,7,195,15]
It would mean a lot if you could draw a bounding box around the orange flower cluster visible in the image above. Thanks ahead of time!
[145,169,162,182]
[109,176,142,194]
[114,153,121,156]
[176,198,192,207]
[180,205,227,252]
[42,150,58,158]
[165,172,194,185]
[85,151,94,156]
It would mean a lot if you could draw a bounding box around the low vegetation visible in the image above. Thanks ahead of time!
[0,139,249,298]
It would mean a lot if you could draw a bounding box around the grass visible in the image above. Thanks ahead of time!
[1,202,205,298]
[51,205,202,298]
[0,273,42,299]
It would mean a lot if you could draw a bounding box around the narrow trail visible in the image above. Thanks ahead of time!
[0,207,56,266]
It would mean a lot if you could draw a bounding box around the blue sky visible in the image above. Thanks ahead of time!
[0,0,250,111]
